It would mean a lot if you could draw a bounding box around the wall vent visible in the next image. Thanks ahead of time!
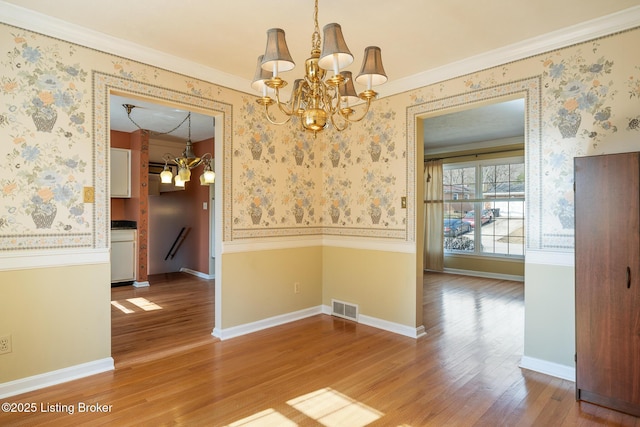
[331,299,359,322]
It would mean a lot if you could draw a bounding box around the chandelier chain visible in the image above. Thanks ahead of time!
[311,0,321,53]
[125,107,190,137]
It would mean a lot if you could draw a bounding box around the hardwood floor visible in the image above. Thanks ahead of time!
[2,272,639,426]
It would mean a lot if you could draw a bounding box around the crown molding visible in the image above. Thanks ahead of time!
[379,5,640,97]
[0,1,248,93]
[1,2,639,98]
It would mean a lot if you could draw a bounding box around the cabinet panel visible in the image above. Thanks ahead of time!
[575,152,640,416]
[110,148,131,198]
[111,229,136,283]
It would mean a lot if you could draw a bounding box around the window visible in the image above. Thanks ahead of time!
[443,157,525,257]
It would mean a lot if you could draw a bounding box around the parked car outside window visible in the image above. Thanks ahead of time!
[461,209,493,228]
[444,218,472,237]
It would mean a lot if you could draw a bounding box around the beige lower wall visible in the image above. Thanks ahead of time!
[445,254,524,277]
[220,246,323,328]
[0,263,111,383]
[524,261,575,367]
[322,246,417,327]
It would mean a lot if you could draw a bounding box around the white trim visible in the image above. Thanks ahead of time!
[322,237,416,254]
[0,358,114,399]
[441,268,524,283]
[212,305,427,342]
[133,280,150,288]
[0,249,109,271]
[525,250,575,267]
[381,6,640,97]
[212,306,323,340]
[358,314,427,339]
[519,356,575,382]
[221,236,415,254]
[180,268,214,280]
[321,305,427,339]
[221,237,323,254]
[0,1,248,93]
[2,2,638,98]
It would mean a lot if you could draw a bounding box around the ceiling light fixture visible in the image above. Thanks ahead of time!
[123,104,215,186]
[252,0,387,135]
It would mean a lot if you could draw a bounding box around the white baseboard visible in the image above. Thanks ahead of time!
[212,304,428,342]
[180,268,215,280]
[357,314,427,339]
[321,305,427,339]
[519,355,575,382]
[442,268,524,282]
[212,306,323,340]
[133,280,149,287]
[0,358,114,399]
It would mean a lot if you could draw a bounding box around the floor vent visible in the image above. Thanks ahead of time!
[331,299,359,322]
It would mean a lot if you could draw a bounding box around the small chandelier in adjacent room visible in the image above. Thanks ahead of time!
[123,104,215,186]
[252,0,387,135]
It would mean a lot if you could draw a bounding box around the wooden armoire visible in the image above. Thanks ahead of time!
[575,152,640,417]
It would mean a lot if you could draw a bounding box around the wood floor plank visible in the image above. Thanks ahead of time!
[1,271,638,426]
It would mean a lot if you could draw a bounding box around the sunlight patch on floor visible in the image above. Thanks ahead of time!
[287,388,383,427]
[127,297,163,311]
[226,388,383,427]
[111,297,163,313]
[110,300,134,314]
[226,408,296,426]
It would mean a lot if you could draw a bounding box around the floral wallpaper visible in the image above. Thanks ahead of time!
[231,96,407,240]
[407,29,640,251]
[1,31,93,250]
[1,20,639,253]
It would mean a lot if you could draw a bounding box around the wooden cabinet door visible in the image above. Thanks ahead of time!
[575,152,640,416]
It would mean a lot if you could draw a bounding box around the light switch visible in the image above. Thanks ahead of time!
[203,202,208,210]
[83,186,95,203]
[401,196,407,209]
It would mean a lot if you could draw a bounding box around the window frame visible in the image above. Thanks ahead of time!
[443,156,525,260]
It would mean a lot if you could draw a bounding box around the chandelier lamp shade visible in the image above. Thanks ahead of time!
[252,0,387,134]
[123,104,215,186]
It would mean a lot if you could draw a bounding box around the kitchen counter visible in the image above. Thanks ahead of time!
[111,220,137,230]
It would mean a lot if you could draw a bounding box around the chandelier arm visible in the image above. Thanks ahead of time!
[330,113,349,132]
[264,104,292,126]
[324,84,341,115]
[340,98,373,123]
[273,89,296,117]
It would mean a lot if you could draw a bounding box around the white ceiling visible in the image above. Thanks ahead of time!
[109,95,214,143]
[423,98,525,153]
[4,0,640,149]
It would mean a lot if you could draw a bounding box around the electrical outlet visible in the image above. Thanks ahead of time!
[0,335,12,355]
[294,282,300,294]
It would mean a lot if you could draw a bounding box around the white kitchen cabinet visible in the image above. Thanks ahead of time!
[110,148,131,198]
[111,229,136,283]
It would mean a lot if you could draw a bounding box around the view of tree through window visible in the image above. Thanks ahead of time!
[443,158,525,257]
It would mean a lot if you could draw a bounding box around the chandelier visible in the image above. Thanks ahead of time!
[252,0,387,135]
[123,104,215,186]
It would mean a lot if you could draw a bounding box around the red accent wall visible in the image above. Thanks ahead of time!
[110,129,213,278]
[127,130,149,283]
[194,137,214,274]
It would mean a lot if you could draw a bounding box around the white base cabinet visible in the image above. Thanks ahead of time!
[111,229,136,283]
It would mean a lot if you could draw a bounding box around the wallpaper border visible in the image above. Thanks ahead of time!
[407,76,543,251]
[93,72,233,248]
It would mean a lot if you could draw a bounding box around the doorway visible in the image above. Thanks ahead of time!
[100,80,226,365]
[109,93,216,280]
[422,96,526,279]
